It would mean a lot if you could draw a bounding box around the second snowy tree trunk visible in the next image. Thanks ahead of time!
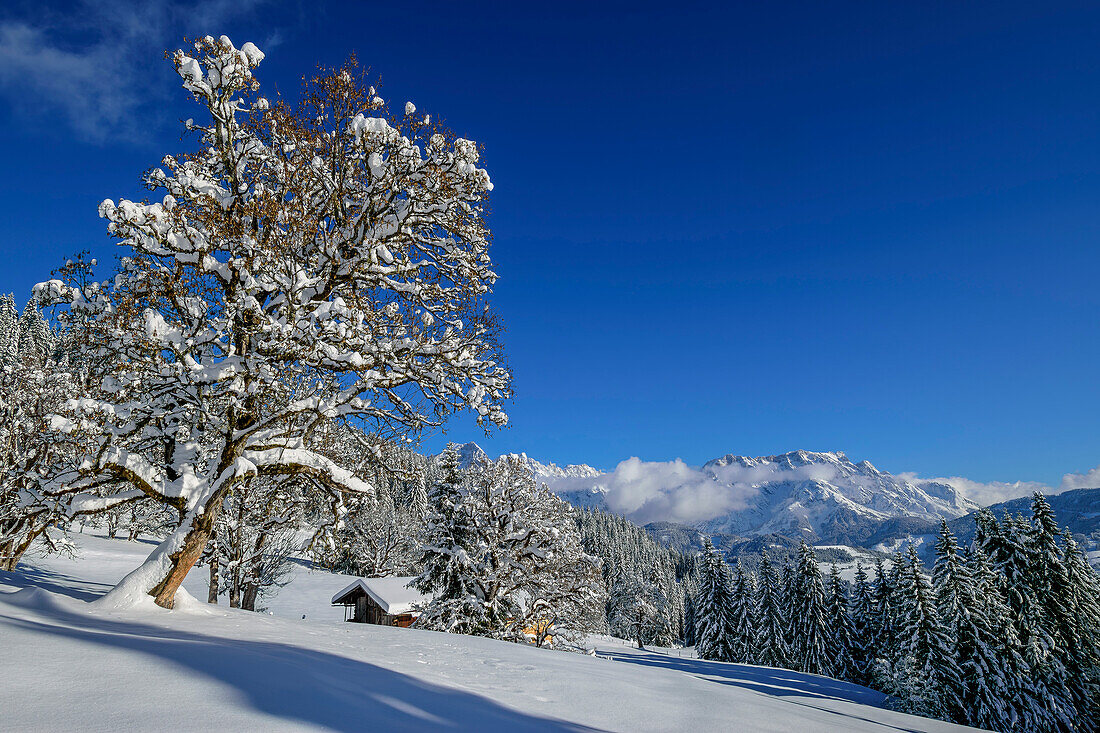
[207,530,218,605]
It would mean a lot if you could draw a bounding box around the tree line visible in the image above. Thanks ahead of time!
[691,494,1100,732]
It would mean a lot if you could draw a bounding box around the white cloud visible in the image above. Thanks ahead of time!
[897,473,1050,507]
[897,465,1100,508]
[0,0,266,141]
[599,457,759,526]
[1060,465,1100,491]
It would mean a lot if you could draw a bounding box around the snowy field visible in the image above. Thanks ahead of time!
[0,532,978,732]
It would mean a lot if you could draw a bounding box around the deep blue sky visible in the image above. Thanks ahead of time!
[0,1,1098,485]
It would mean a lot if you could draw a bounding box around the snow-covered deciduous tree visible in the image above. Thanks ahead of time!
[0,295,79,570]
[415,453,603,645]
[321,501,420,578]
[34,36,509,608]
[213,475,312,610]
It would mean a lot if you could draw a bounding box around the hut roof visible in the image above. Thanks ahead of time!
[330,576,429,615]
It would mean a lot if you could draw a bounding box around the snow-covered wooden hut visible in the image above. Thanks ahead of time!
[330,577,429,627]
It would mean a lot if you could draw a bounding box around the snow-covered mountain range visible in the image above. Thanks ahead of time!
[697,450,977,539]
[452,444,979,544]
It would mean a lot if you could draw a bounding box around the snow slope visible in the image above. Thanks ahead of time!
[0,533,978,732]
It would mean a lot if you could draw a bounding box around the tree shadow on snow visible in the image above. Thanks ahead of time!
[596,650,931,733]
[0,564,114,603]
[0,599,598,733]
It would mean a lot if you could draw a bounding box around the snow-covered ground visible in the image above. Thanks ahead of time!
[0,532,977,732]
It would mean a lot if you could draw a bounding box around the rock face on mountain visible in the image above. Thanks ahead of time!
[696,450,978,543]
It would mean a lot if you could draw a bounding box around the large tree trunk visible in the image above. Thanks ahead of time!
[96,492,226,610]
[148,508,218,609]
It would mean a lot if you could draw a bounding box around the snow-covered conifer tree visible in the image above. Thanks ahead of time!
[890,546,962,720]
[413,446,482,632]
[933,520,1019,729]
[870,557,897,671]
[1061,530,1100,731]
[788,542,830,676]
[608,569,661,649]
[680,570,699,647]
[0,294,17,365]
[753,550,789,669]
[694,538,735,661]
[729,560,756,663]
[34,37,510,608]
[826,564,857,682]
[981,509,1077,729]
[1028,494,1095,730]
[577,508,686,642]
[847,562,876,685]
[966,544,1046,731]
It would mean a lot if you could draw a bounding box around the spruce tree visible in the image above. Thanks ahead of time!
[870,557,896,677]
[1061,531,1100,731]
[789,542,830,676]
[728,560,755,663]
[892,545,962,720]
[967,545,1045,732]
[847,562,876,685]
[0,294,17,366]
[695,539,735,661]
[753,550,789,669]
[1029,494,1092,730]
[682,574,698,647]
[992,510,1076,731]
[608,568,664,649]
[780,558,797,655]
[934,520,1015,729]
[413,446,483,633]
[825,564,856,682]
[15,299,54,365]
